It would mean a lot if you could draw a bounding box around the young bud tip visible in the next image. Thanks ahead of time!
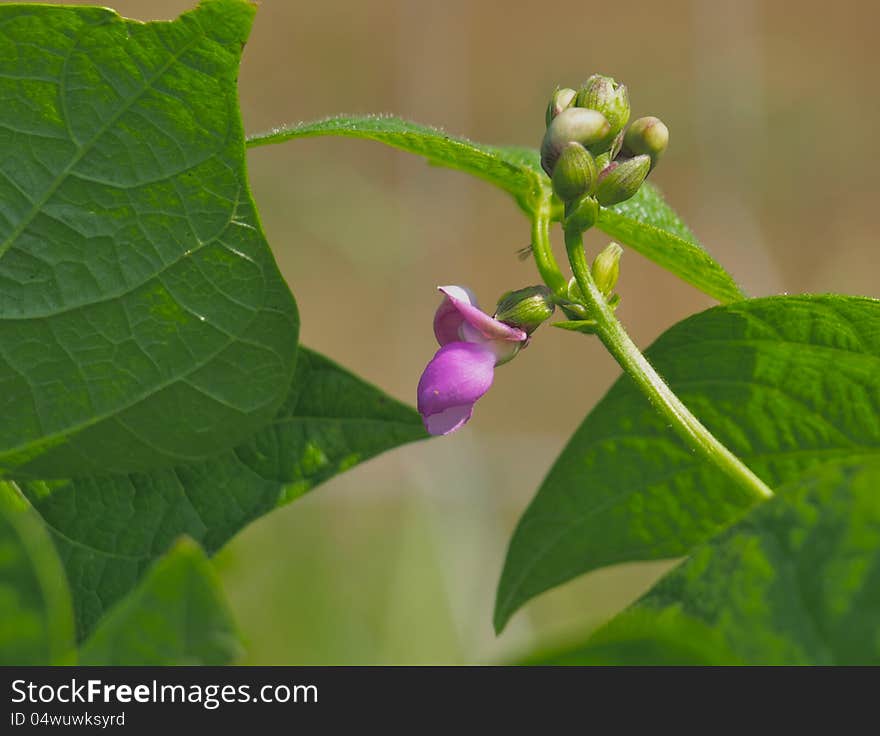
[545,87,577,127]
[591,242,623,296]
[576,74,631,144]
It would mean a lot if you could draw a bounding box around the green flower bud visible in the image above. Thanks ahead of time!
[563,193,599,232]
[594,154,651,206]
[541,107,611,176]
[575,74,630,144]
[551,142,597,202]
[494,285,555,335]
[591,242,623,296]
[545,87,577,127]
[623,116,669,168]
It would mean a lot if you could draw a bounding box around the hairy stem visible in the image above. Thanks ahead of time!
[563,226,774,502]
[530,200,568,298]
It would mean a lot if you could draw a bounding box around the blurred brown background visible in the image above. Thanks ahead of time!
[29,0,880,663]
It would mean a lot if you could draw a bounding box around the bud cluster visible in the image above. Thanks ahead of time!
[541,75,669,230]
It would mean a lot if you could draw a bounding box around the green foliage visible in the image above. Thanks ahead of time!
[633,458,880,664]
[0,0,299,479]
[496,295,880,630]
[521,609,741,665]
[248,116,742,304]
[0,482,74,665]
[248,114,547,215]
[19,347,426,639]
[1,482,240,668]
[598,183,744,303]
[0,1,429,660]
[80,538,242,665]
[541,459,880,665]
[3,0,876,668]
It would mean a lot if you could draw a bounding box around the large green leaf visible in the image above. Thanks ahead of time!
[598,182,744,303]
[248,115,547,214]
[80,537,241,665]
[0,482,74,665]
[520,609,741,665]
[519,460,880,664]
[19,347,427,639]
[631,458,880,664]
[496,295,880,631]
[0,0,298,478]
[248,117,741,303]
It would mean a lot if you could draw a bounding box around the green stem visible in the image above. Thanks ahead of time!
[563,226,774,502]
[530,200,567,298]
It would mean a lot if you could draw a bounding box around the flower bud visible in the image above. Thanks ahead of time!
[494,285,555,335]
[541,107,611,176]
[551,142,597,202]
[563,193,599,233]
[576,75,630,144]
[594,155,651,206]
[545,87,577,127]
[623,116,669,168]
[591,242,623,296]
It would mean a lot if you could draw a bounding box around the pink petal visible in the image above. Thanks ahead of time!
[417,341,497,435]
[433,285,527,346]
[423,405,474,436]
[433,285,479,346]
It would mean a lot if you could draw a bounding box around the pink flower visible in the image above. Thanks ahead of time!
[417,286,528,436]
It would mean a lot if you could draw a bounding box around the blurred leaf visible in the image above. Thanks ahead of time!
[247,115,547,213]
[0,0,298,478]
[0,482,74,665]
[80,537,241,665]
[19,347,427,639]
[598,183,745,303]
[632,458,880,664]
[496,295,880,631]
[520,609,740,665]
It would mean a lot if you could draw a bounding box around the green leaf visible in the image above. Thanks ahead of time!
[247,115,548,214]
[519,609,741,665]
[0,0,298,478]
[19,347,427,639]
[249,117,740,303]
[79,537,241,665]
[631,458,880,664]
[598,182,745,303]
[0,481,74,664]
[496,295,880,631]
